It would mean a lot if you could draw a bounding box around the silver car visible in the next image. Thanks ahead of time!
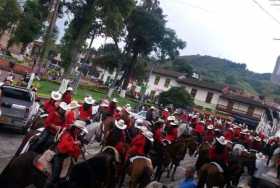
[0,85,38,133]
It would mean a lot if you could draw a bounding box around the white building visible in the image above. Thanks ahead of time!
[146,68,223,110]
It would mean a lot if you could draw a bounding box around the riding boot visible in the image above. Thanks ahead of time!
[49,154,65,186]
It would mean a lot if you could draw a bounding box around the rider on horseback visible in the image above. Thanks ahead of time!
[62,87,73,104]
[44,91,62,114]
[163,119,178,145]
[65,100,81,127]
[44,120,88,188]
[79,96,95,123]
[30,102,68,153]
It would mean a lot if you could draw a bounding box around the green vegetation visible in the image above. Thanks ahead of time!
[166,55,280,99]
[158,87,193,108]
[34,80,137,107]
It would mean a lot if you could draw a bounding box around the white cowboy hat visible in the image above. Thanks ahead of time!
[72,120,88,134]
[100,100,109,107]
[84,96,95,105]
[167,116,176,121]
[124,106,132,113]
[142,130,154,142]
[112,98,118,103]
[170,120,178,126]
[150,106,155,110]
[256,152,266,160]
[59,102,68,111]
[51,91,62,101]
[125,103,131,108]
[216,136,227,145]
[254,136,261,142]
[116,106,122,111]
[68,100,80,110]
[164,108,169,112]
[66,87,73,91]
[115,119,127,130]
[207,125,214,130]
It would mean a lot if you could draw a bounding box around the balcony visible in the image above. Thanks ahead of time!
[216,104,261,120]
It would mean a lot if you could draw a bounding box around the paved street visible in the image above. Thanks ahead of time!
[0,128,23,172]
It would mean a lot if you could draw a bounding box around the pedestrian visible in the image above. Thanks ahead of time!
[179,166,197,188]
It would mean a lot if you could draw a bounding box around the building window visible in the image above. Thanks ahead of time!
[205,92,214,103]
[164,78,171,88]
[154,76,160,85]
[190,88,197,98]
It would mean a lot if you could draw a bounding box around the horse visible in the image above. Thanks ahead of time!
[152,136,197,181]
[197,163,226,188]
[0,147,119,188]
[119,156,154,188]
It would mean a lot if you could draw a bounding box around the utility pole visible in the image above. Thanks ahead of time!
[36,0,60,75]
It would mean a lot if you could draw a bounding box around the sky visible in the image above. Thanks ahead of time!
[159,0,280,73]
[56,0,280,73]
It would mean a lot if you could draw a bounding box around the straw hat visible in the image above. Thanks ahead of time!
[207,125,214,130]
[216,136,227,145]
[84,96,94,104]
[142,131,154,142]
[115,119,127,130]
[59,102,68,111]
[71,120,88,134]
[51,91,62,101]
[68,100,80,110]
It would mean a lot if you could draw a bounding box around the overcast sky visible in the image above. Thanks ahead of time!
[57,0,280,73]
[159,0,280,73]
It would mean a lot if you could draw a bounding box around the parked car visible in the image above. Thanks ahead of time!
[0,85,39,133]
[129,110,147,120]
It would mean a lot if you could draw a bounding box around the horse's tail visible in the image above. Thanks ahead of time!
[197,164,208,188]
[139,166,153,188]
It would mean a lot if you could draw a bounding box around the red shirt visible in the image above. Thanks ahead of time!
[224,130,234,141]
[56,131,81,159]
[209,146,229,165]
[79,106,92,121]
[65,111,76,128]
[126,134,146,157]
[195,123,205,135]
[62,92,72,104]
[114,131,126,155]
[114,111,121,121]
[165,127,178,142]
[251,141,262,151]
[44,111,64,134]
[44,100,56,114]
[162,111,169,121]
[154,127,163,143]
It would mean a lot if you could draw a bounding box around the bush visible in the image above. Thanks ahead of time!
[158,87,194,108]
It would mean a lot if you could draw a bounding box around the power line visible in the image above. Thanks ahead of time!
[251,0,280,25]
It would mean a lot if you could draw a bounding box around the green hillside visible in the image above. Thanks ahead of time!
[164,55,280,101]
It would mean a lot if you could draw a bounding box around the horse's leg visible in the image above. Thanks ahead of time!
[166,164,172,178]
[171,164,178,181]
[118,171,126,188]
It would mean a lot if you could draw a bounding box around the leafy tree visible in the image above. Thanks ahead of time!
[0,0,21,35]
[158,87,194,108]
[121,5,166,89]
[8,0,49,52]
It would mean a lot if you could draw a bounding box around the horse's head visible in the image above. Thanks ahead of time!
[185,137,198,156]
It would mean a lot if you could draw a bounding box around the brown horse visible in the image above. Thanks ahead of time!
[120,157,154,188]
[153,136,198,181]
[197,163,226,188]
[0,147,119,188]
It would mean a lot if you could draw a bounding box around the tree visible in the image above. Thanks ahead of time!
[158,87,194,108]
[225,75,237,85]
[8,0,49,52]
[0,0,21,35]
[121,5,166,90]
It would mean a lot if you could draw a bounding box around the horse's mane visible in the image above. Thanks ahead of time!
[101,146,120,163]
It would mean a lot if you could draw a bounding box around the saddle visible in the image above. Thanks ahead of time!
[33,149,72,178]
[210,162,224,173]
